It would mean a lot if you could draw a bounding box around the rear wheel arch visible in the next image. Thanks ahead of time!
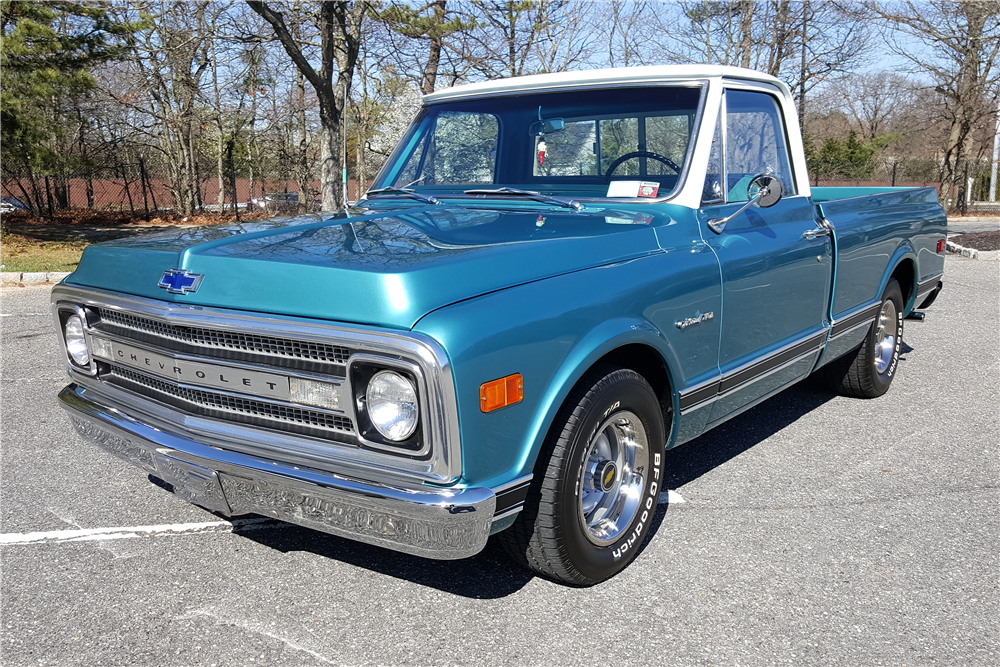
[889,257,916,312]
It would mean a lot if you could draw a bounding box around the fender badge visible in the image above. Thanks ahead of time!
[158,269,204,295]
[676,311,714,330]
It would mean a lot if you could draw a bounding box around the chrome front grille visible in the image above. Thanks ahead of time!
[98,309,351,365]
[109,365,355,441]
[55,283,463,482]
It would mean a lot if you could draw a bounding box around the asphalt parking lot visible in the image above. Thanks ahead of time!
[2,255,997,666]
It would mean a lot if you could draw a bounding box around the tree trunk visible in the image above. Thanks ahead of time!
[798,0,808,119]
[421,0,447,94]
[767,0,791,77]
[739,0,754,69]
[296,68,311,212]
[941,6,987,211]
[217,135,226,208]
[318,93,341,210]
[247,1,367,212]
[212,36,225,207]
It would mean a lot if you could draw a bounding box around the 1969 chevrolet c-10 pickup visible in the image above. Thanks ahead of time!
[54,66,945,585]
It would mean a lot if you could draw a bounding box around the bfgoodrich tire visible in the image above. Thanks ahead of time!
[825,278,905,398]
[499,365,666,585]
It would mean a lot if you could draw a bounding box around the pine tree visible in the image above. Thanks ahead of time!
[0,1,129,211]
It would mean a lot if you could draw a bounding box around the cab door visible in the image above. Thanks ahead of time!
[702,88,832,425]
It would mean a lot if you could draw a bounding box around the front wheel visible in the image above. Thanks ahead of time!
[499,365,666,585]
[825,278,904,398]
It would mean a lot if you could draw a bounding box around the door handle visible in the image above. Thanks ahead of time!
[802,227,831,240]
[802,216,835,240]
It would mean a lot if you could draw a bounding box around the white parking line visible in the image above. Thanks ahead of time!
[2,497,685,547]
[0,517,280,546]
[659,490,686,504]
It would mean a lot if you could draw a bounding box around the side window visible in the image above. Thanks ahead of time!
[725,90,796,202]
[702,113,724,204]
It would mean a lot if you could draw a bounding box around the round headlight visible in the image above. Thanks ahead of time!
[64,314,90,366]
[366,370,418,441]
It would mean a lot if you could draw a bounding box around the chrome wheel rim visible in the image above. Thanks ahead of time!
[578,410,649,545]
[873,299,898,374]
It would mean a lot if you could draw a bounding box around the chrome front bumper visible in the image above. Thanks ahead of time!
[59,384,496,560]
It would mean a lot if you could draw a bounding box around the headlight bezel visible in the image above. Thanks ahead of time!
[57,304,98,376]
[349,357,426,454]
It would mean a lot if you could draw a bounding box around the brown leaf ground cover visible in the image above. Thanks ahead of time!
[0,210,270,272]
[950,231,1000,252]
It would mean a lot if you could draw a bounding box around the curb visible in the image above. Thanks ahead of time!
[947,216,1000,223]
[945,239,999,261]
[0,271,72,287]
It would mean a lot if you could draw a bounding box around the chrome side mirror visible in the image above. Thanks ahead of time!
[706,174,784,235]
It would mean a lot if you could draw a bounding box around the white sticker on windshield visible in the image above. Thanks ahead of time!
[606,181,642,197]
[606,181,660,198]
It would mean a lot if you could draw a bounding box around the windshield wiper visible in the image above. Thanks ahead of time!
[463,187,582,211]
[365,186,439,205]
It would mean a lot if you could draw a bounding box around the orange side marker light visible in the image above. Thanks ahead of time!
[480,373,523,413]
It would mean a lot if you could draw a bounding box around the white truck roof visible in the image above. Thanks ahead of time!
[422,65,789,103]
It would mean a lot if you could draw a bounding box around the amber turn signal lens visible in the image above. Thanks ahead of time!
[480,373,523,413]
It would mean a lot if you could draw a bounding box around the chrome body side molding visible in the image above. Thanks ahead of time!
[678,330,828,415]
[829,302,881,340]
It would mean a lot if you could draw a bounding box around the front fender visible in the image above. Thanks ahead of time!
[412,252,722,489]
[519,317,678,475]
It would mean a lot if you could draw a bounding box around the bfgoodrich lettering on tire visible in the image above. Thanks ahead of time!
[825,278,905,398]
[499,364,666,585]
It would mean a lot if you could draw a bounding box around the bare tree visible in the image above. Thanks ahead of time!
[532,0,602,72]
[370,1,475,94]
[452,0,561,78]
[247,1,368,209]
[598,1,659,68]
[658,1,869,113]
[826,72,918,141]
[110,1,220,215]
[866,0,1000,207]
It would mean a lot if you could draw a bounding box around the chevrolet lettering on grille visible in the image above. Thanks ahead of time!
[98,339,291,400]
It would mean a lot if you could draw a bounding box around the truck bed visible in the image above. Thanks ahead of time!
[813,186,946,318]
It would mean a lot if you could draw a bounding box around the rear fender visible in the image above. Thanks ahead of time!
[881,243,919,315]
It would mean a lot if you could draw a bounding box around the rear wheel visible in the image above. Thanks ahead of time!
[825,278,904,398]
[499,365,666,585]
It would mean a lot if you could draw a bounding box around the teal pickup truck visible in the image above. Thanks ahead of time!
[54,66,945,585]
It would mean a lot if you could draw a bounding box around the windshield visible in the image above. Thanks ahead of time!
[373,85,703,202]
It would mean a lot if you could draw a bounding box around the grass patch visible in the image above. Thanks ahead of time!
[0,208,269,273]
[1,230,86,272]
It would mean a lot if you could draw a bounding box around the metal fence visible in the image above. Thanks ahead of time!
[808,158,941,189]
[1,158,373,218]
[808,158,1000,216]
[5,155,999,217]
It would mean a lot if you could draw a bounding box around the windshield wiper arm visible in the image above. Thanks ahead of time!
[365,186,439,205]
[463,187,582,211]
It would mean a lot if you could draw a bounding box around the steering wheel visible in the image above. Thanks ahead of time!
[605,150,680,178]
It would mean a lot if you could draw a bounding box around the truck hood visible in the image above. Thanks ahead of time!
[67,204,666,329]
